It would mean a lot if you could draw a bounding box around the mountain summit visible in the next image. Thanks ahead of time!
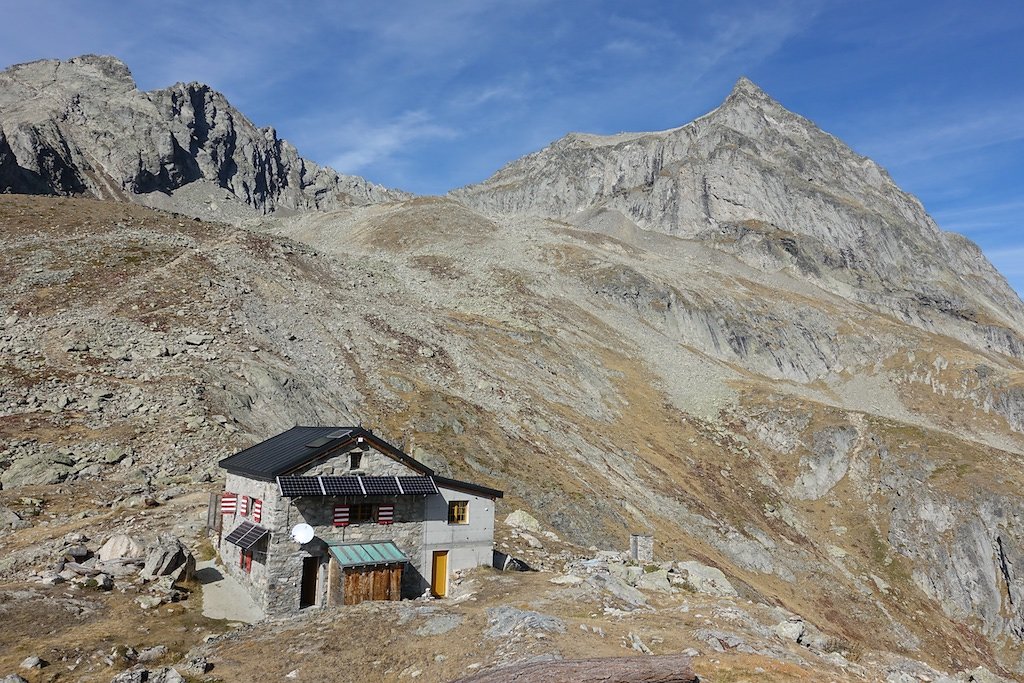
[451,78,1024,360]
[0,55,405,216]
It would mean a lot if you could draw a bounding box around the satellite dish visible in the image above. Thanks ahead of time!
[291,523,315,544]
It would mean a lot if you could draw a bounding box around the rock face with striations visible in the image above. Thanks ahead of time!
[452,77,1024,361]
[0,55,405,214]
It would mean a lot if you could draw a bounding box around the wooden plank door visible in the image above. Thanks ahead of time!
[431,551,448,598]
[372,567,388,601]
[389,565,403,600]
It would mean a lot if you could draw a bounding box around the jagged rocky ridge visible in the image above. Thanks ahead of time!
[0,55,405,214]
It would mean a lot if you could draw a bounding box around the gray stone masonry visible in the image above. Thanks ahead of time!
[630,533,654,563]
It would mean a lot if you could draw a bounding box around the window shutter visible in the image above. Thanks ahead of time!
[333,504,350,527]
[238,495,249,516]
[378,504,394,525]
[252,499,262,523]
[220,493,237,515]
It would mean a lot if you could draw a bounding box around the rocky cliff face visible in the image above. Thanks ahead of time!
[452,78,1024,362]
[0,55,405,214]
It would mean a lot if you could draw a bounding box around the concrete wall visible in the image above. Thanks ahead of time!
[423,485,496,583]
[218,444,498,615]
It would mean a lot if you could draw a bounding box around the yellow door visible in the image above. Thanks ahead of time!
[431,550,448,597]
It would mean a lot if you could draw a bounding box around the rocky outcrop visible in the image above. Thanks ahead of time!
[141,535,193,580]
[0,55,406,214]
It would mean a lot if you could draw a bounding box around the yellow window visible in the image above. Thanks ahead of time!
[447,501,468,525]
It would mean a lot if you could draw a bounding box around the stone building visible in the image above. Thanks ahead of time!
[215,426,503,615]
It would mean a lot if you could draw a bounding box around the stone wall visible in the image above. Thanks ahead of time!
[630,534,654,563]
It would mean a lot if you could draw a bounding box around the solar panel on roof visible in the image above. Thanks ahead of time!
[321,476,364,496]
[326,429,351,439]
[278,476,324,497]
[304,436,333,448]
[224,521,270,549]
[361,477,400,495]
[397,476,439,495]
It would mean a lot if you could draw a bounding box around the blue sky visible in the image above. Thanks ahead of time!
[1,0,1021,296]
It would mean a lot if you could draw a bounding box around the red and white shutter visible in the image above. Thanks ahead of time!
[238,495,249,516]
[252,499,262,523]
[333,504,350,527]
[377,504,394,525]
[220,493,237,515]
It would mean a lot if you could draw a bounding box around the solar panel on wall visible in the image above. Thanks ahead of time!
[397,476,439,495]
[224,521,270,549]
[321,477,364,496]
[361,477,400,495]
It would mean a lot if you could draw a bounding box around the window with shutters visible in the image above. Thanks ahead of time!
[241,549,253,574]
[448,501,468,525]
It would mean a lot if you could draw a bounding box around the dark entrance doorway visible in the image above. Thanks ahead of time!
[300,556,319,608]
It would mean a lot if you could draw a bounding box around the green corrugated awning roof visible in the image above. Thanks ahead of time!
[329,541,408,568]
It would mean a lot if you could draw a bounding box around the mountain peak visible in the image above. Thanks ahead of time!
[723,76,777,108]
[731,76,763,94]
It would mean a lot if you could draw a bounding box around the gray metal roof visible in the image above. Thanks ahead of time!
[219,426,434,481]
[329,541,408,568]
[218,427,502,499]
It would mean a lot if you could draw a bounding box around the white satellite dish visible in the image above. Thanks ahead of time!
[291,523,315,544]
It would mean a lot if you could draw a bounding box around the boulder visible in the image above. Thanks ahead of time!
[19,656,43,670]
[98,534,144,562]
[637,568,672,593]
[136,595,164,610]
[549,574,584,586]
[177,656,210,676]
[484,606,566,639]
[137,645,168,663]
[673,561,738,597]
[0,454,72,487]
[504,510,542,533]
[167,552,196,587]
[587,572,648,608]
[141,535,192,579]
[0,506,21,526]
[774,618,805,642]
[519,532,543,549]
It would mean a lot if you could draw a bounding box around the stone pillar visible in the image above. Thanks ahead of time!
[630,533,653,563]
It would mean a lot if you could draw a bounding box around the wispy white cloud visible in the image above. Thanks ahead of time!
[326,111,459,174]
[932,200,1024,235]
[857,101,1024,166]
[691,2,822,77]
[603,39,648,58]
